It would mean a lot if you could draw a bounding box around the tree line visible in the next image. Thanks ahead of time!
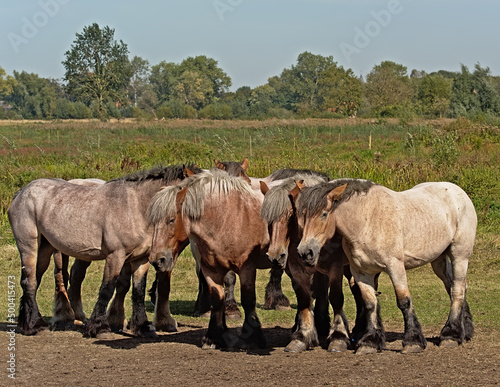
[1,23,500,121]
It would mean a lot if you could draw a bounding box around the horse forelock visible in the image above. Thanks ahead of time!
[148,168,260,223]
[261,174,326,223]
[111,163,201,185]
[297,178,375,216]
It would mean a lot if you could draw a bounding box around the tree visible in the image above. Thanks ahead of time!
[364,61,415,115]
[0,66,16,99]
[128,56,150,107]
[450,64,500,116]
[416,73,452,117]
[149,61,180,104]
[62,23,131,114]
[318,66,362,116]
[174,70,212,109]
[178,55,231,103]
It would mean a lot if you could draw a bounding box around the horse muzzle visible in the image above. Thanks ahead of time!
[150,252,175,272]
[266,250,288,269]
[297,241,320,267]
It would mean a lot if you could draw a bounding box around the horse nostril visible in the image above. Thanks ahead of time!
[305,249,314,259]
[279,253,286,260]
[158,257,167,266]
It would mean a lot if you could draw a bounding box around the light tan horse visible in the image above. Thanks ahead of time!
[148,168,271,349]
[296,179,477,354]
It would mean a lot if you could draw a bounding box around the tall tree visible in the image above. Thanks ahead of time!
[128,56,150,107]
[0,66,16,99]
[318,66,362,116]
[364,61,415,115]
[450,63,500,116]
[149,61,180,104]
[416,73,452,117]
[62,23,131,114]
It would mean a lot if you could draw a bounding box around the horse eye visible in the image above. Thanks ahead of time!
[321,211,328,219]
[167,218,175,225]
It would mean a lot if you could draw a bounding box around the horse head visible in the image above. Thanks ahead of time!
[149,186,190,272]
[214,157,251,184]
[297,183,347,267]
[260,180,304,269]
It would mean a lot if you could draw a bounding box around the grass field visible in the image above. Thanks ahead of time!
[1,117,499,334]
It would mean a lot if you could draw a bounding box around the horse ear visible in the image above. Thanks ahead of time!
[289,180,303,202]
[327,184,347,203]
[214,159,225,170]
[240,157,249,172]
[184,166,195,177]
[260,181,269,195]
[175,186,188,211]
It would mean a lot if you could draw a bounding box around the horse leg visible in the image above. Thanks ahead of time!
[107,261,131,332]
[201,269,230,349]
[52,251,75,329]
[193,247,211,317]
[18,237,52,334]
[351,269,385,354]
[263,266,291,311]
[438,246,472,346]
[224,271,241,320]
[326,261,350,352]
[238,265,266,349]
[84,254,125,338]
[312,271,330,337]
[148,272,157,307]
[128,259,157,338]
[386,263,426,353]
[285,268,318,352]
[68,259,91,322]
[153,270,177,332]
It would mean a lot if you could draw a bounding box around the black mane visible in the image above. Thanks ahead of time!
[297,178,375,216]
[110,163,202,185]
[269,168,330,182]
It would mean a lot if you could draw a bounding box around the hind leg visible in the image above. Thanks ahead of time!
[224,271,241,319]
[107,261,131,332]
[18,237,53,335]
[52,252,75,329]
[68,259,91,322]
[312,271,330,337]
[128,259,156,338]
[263,266,291,311]
[437,246,472,346]
[153,270,177,332]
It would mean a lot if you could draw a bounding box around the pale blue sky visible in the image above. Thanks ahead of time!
[1,0,499,90]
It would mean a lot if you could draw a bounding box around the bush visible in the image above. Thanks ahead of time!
[198,104,233,119]
[156,105,174,119]
[73,102,92,119]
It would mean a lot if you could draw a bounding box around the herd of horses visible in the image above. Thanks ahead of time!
[7,158,478,354]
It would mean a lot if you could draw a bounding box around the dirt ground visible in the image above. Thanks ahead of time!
[3,322,499,387]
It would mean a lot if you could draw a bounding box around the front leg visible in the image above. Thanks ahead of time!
[153,270,177,332]
[128,259,157,338]
[84,254,125,338]
[238,265,266,349]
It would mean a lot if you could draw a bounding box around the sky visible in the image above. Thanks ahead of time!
[1,0,499,91]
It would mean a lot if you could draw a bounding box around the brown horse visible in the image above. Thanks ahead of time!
[296,179,477,354]
[8,164,198,337]
[261,176,366,352]
[148,168,271,349]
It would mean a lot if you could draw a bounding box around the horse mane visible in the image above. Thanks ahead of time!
[261,174,327,223]
[148,168,259,224]
[269,168,330,182]
[109,163,201,185]
[297,178,375,216]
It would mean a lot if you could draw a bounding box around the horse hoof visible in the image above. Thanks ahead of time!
[328,340,349,353]
[95,331,115,339]
[225,310,242,320]
[284,340,308,353]
[196,311,211,318]
[401,345,423,354]
[142,330,158,339]
[73,319,84,326]
[202,342,217,350]
[440,339,459,348]
[355,345,378,355]
[156,324,178,333]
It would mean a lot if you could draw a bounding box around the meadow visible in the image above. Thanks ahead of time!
[0,117,499,334]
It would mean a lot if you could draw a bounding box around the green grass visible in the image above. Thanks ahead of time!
[1,117,499,333]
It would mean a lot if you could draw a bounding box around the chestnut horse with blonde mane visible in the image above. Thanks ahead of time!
[148,168,271,349]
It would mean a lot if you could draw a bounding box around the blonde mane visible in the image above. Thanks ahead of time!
[148,168,260,224]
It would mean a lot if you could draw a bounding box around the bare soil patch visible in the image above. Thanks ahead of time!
[3,323,499,386]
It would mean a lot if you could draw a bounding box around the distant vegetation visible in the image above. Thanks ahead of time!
[1,23,500,121]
